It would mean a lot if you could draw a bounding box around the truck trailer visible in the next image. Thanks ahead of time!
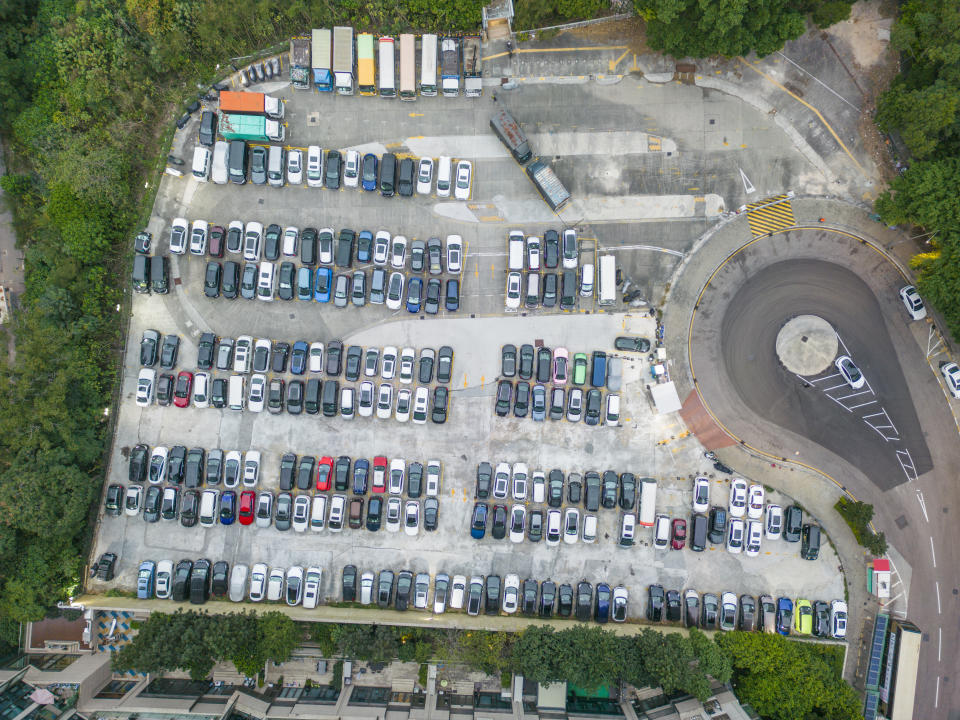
[420,34,438,96]
[357,33,376,95]
[289,37,311,90]
[333,26,355,95]
[526,160,570,211]
[311,28,333,91]
[440,36,460,97]
[219,113,285,143]
[218,91,284,120]
[463,35,482,97]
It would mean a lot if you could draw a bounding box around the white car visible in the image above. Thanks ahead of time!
[136,368,155,406]
[343,150,360,188]
[306,145,324,187]
[266,567,285,602]
[254,492,272,528]
[398,347,415,383]
[412,386,429,424]
[148,446,168,484]
[562,228,578,269]
[835,355,865,389]
[124,485,142,516]
[612,586,629,622]
[765,504,783,540]
[454,160,472,200]
[227,220,244,254]
[531,471,545,503]
[249,563,268,601]
[376,383,394,419]
[248,373,267,412]
[282,226,299,256]
[386,271,404,310]
[390,235,407,269]
[285,566,304,606]
[189,219,208,255]
[940,361,960,399]
[395,388,412,422]
[233,335,252,373]
[605,393,620,426]
[309,342,324,373]
[385,497,402,532]
[745,520,763,557]
[229,564,248,602]
[727,518,745,554]
[252,338,272,373]
[899,285,926,320]
[328,495,346,532]
[404,500,420,536]
[373,230,391,265]
[446,235,463,274]
[291,495,310,532]
[505,271,522,309]
[192,372,209,408]
[449,575,467,609]
[433,573,449,614]
[830,600,848,639]
[653,514,671,550]
[302,566,323,609]
[242,451,260,487]
[416,157,434,194]
[581,514,597,543]
[154,559,174,599]
[426,460,441,496]
[545,509,562,546]
[728,478,748,517]
[224,451,242,489]
[413,573,430,608]
[509,505,526,543]
[169,217,188,254]
[526,236,541,271]
[256,261,275,301]
[502,573,520,613]
[747,484,765,519]
[243,221,263,262]
[719,592,738,631]
[318,227,335,264]
[360,571,375,605]
[357,381,375,417]
[389,458,405,494]
[563,507,580,544]
[381,346,398,379]
[287,149,303,185]
[692,476,710,513]
[493,463,510,498]
[512,463,528,500]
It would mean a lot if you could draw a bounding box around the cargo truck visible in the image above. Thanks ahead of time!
[357,33,376,95]
[289,37,311,89]
[463,35,482,97]
[399,33,416,100]
[440,36,460,97]
[333,26,355,95]
[420,34,438,96]
[312,28,333,91]
[218,90,284,120]
[219,113,285,143]
[526,160,570,211]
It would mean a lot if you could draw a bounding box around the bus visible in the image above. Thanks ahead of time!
[357,33,376,96]
[598,254,616,306]
[378,36,395,98]
[879,620,921,720]
[420,34,438,96]
[399,34,416,101]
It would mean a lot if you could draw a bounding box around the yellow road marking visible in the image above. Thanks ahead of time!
[409,113,424,118]
[609,48,630,72]
[482,45,628,61]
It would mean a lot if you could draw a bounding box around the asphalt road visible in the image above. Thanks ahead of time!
[720,258,932,491]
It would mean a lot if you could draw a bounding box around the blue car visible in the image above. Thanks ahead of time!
[219,490,237,526]
[291,341,309,375]
[357,230,374,263]
[776,597,793,636]
[315,267,332,302]
[296,267,313,300]
[136,560,156,599]
[470,502,488,539]
[361,153,378,191]
[594,582,611,623]
[353,458,370,495]
[406,277,423,313]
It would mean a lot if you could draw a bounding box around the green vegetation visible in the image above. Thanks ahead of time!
[873,0,960,338]
[633,0,855,58]
[715,632,861,720]
[513,0,609,31]
[835,497,888,556]
[111,610,303,680]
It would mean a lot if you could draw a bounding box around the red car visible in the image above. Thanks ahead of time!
[671,518,687,550]
[238,490,256,525]
[173,371,193,407]
[316,456,333,491]
[372,456,388,493]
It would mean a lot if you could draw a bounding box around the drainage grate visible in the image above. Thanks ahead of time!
[895,514,908,529]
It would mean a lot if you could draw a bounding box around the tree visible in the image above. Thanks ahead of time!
[875,158,960,230]
[876,81,960,159]
[450,629,513,675]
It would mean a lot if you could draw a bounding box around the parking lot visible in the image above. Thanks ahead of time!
[92,67,845,622]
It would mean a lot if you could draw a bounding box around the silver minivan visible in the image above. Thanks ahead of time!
[267,145,286,187]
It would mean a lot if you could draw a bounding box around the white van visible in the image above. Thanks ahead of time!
[508,231,524,271]
[256,261,275,301]
[199,489,219,527]
[192,146,211,181]
[654,514,671,550]
[605,394,620,426]
[267,145,286,187]
[212,141,229,184]
[436,156,452,197]
[229,564,248,602]
[580,263,595,297]
[310,495,327,532]
[619,512,636,546]
[228,374,246,410]
[525,272,540,308]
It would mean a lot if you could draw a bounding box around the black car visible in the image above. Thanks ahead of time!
[557,583,574,617]
[410,239,425,272]
[619,473,637,510]
[342,565,358,601]
[171,559,192,601]
[160,334,180,369]
[501,344,517,377]
[184,447,205,488]
[437,346,454,384]
[226,223,243,253]
[240,263,257,299]
[129,443,149,483]
[251,146,268,184]
[544,230,560,268]
[701,593,719,630]
[418,351,435,383]
[300,227,318,265]
[424,278,441,314]
[583,471,601,511]
[684,591,700,627]
[211,561,229,598]
[527,510,543,542]
[539,581,556,617]
[143,485,162,522]
[584,388,603,425]
[514,381,530,417]
[740,595,758,631]
[445,279,459,311]
[326,340,343,376]
[272,341,290,373]
[211,377,226,408]
[476,462,492,498]
[813,600,830,637]
[542,273,558,307]
[395,570,413,611]
[518,344,535,379]
[575,581,593,621]
[275,492,293,531]
[427,237,443,274]
[190,559,211,605]
[424,497,438,531]
[708,506,727,544]
[325,150,341,189]
[140,330,160,366]
[407,462,423,498]
[167,445,187,484]
[334,456,351,491]
[600,470,618,509]
[180,489,199,527]
[666,589,683,622]
[614,336,652,352]
[484,575,501,615]
[278,453,296,491]
[277,261,295,300]
[784,505,803,542]
[156,373,174,405]
[105,484,124,516]
[397,157,415,196]
[647,584,664,622]
[345,345,363,381]
[206,450,223,485]
[491,504,507,540]
[305,378,321,414]
[567,474,583,504]
[134,230,151,254]
[536,347,552,383]
[594,583,611,623]
[203,261,221,298]
[547,469,564,507]
[366,496,383,531]
[160,486,179,520]
[264,224,282,261]
[286,380,303,414]
[431,386,448,423]
[296,455,314,491]
[196,332,216,370]
[521,579,538,615]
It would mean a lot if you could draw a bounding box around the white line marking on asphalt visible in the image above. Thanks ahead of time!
[917,491,929,521]
[938,627,942,662]
[739,167,755,194]
[893,609,907,617]
[930,536,937,567]
[847,400,879,410]
[935,581,941,614]
[775,51,862,111]
[935,676,940,708]
[881,591,903,607]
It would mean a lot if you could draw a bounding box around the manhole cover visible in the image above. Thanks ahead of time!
[895,514,908,529]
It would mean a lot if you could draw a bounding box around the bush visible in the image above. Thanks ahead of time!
[811,1,853,28]
[835,497,888,556]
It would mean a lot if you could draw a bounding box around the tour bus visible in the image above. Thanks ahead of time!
[378,36,396,98]
[420,34,438,96]
[399,34,416,101]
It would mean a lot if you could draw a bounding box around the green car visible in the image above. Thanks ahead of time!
[572,353,588,385]
[793,598,813,635]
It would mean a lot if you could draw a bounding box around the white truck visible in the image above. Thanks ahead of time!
[333,26,354,95]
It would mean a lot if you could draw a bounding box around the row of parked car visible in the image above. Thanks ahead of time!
[474,463,639,510]
[495,381,619,426]
[500,344,626,390]
[170,220,465,275]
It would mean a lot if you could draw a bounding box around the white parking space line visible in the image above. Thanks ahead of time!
[929,536,937,567]
[916,490,928,521]
[935,580,941,614]
[895,450,917,482]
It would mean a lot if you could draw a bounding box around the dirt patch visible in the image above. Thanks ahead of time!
[826,0,893,70]
[560,16,650,55]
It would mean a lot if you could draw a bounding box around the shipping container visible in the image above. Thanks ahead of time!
[218,91,283,119]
